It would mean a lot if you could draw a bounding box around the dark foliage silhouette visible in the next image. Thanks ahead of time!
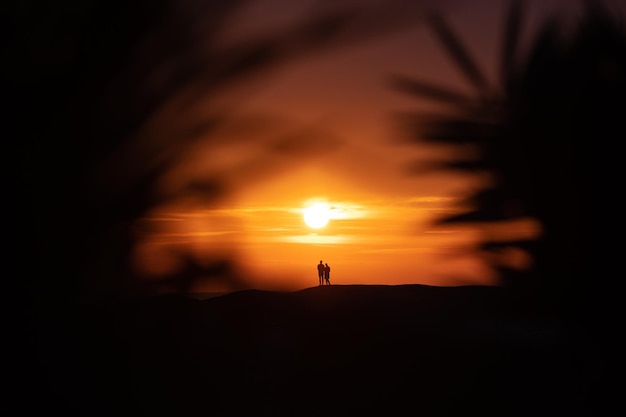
[3,0,420,304]
[391,2,625,413]
[391,0,625,321]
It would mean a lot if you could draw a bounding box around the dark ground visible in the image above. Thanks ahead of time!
[19,284,610,417]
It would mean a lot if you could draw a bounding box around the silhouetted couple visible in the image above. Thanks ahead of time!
[317,260,331,286]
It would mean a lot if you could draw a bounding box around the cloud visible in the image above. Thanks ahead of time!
[283,234,350,245]
[407,195,457,204]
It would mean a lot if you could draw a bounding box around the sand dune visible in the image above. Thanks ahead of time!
[25,284,601,416]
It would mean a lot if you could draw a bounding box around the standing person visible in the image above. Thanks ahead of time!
[324,263,331,285]
[317,260,325,286]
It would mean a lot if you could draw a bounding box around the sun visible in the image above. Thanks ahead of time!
[303,202,330,229]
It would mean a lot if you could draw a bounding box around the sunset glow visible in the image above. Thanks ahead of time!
[120,0,601,295]
[132,172,534,292]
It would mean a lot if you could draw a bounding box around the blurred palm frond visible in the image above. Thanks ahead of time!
[3,0,421,302]
[392,0,626,320]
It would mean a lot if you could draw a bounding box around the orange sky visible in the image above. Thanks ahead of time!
[129,0,620,293]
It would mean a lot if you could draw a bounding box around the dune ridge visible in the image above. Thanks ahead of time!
[24,283,601,417]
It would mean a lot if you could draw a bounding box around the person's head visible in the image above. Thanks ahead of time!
[320,260,323,263]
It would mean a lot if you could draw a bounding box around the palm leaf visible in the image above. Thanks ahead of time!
[426,10,490,95]
[499,0,524,94]
[388,75,476,109]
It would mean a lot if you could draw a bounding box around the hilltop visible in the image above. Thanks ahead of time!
[24,284,600,416]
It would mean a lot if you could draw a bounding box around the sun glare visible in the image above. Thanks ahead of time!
[303,202,330,229]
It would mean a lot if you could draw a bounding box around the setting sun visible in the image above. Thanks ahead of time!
[302,202,331,229]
